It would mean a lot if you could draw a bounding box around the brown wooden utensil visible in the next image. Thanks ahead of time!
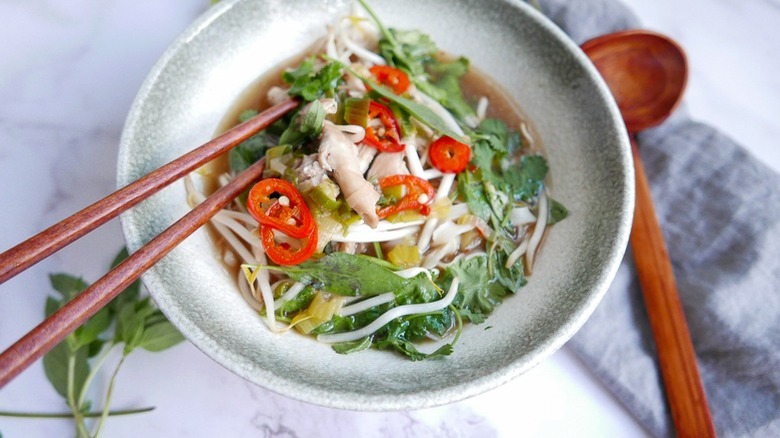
[0,98,296,285]
[582,30,716,437]
[0,99,297,387]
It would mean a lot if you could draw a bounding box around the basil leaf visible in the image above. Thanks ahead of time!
[137,320,184,352]
[43,341,89,399]
[270,252,408,296]
[360,73,464,140]
[115,298,157,353]
[45,296,61,318]
[49,273,88,301]
[73,306,111,350]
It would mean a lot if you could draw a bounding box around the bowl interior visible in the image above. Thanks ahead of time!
[117,0,632,410]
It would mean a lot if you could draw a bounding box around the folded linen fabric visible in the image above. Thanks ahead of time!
[537,0,780,436]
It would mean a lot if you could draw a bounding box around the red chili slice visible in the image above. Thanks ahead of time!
[428,136,471,173]
[247,178,315,239]
[369,65,410,94]
[377,174,435,219]
[363,101,405,153]
[260,226,318,266]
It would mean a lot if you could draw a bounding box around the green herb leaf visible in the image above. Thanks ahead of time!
[375,319,453,361]
[278,99,327,147]
[457,170,492,222]
[49,273,88,301]
[359,72,464,140]
[284,57,344,102]
[136,319,185,352]
[442,254,510,324]
[266,252,407,296]
[42,341,88,399]
[115,297,157,354]
[229,131,275,173]
[548,197,569,224]
[470,118,548,203]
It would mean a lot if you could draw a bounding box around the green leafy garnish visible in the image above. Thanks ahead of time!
[229,131,275,173]
[278,99,327,148]
[264,252,406,296]
[347,66,464,140]
[470,118,549,202]
[442,255,512,324]
[2,248,184,437]
[283,57,344,102]
[548,198,569,224]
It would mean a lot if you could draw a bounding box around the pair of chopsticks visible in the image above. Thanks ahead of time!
[0,98,298,388]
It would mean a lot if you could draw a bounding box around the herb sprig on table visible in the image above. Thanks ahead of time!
[0,248,184,438]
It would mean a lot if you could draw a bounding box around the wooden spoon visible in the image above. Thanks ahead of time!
[581,30,716,437]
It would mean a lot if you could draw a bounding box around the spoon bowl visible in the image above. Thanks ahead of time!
[582,30,688,133]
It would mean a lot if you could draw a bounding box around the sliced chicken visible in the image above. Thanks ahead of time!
[367,152,409,181]
[319,122,380,227]
[357,144,378,174]
[266,86,289,106]
[296,154,334,195]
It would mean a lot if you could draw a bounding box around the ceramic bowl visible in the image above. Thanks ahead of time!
[117,0,632,410]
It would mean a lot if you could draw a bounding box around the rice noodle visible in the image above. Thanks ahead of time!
[212,212,262,248]
[445,203,471,222]
[403,134,426,178]
[505,235,530,269]
[476,96,489,121]
[238,269,264,311]
[417,173,456,251]
[338,18,386,66]
[421,168,444,180]
[510,206,536,226]
[408,88,465,137]
[520,121,535,146]
[331,225,421,243]
[273,281,306,308]
[212,221,256,265]
[317,277,460,344]
[525,192,548,273]
[422,239,458,269]
[339,292,396,316]
[393,267,434,280]
[431,221,475,247]
[244,247,280,332]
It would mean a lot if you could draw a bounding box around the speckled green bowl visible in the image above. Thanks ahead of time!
[117,0,632,410]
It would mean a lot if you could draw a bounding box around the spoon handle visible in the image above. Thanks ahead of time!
[630,138,716,437]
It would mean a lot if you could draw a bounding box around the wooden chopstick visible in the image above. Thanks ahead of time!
[0,98,297,285]
[629,139,716,437]
[0,157,266,388]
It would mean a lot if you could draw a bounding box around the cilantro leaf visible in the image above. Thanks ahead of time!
[442,255,511,324]
[283,57,344,102]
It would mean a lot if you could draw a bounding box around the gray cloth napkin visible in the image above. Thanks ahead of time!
[537,0,780,437]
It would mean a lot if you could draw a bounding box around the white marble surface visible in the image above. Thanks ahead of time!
[0,0,777,436]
